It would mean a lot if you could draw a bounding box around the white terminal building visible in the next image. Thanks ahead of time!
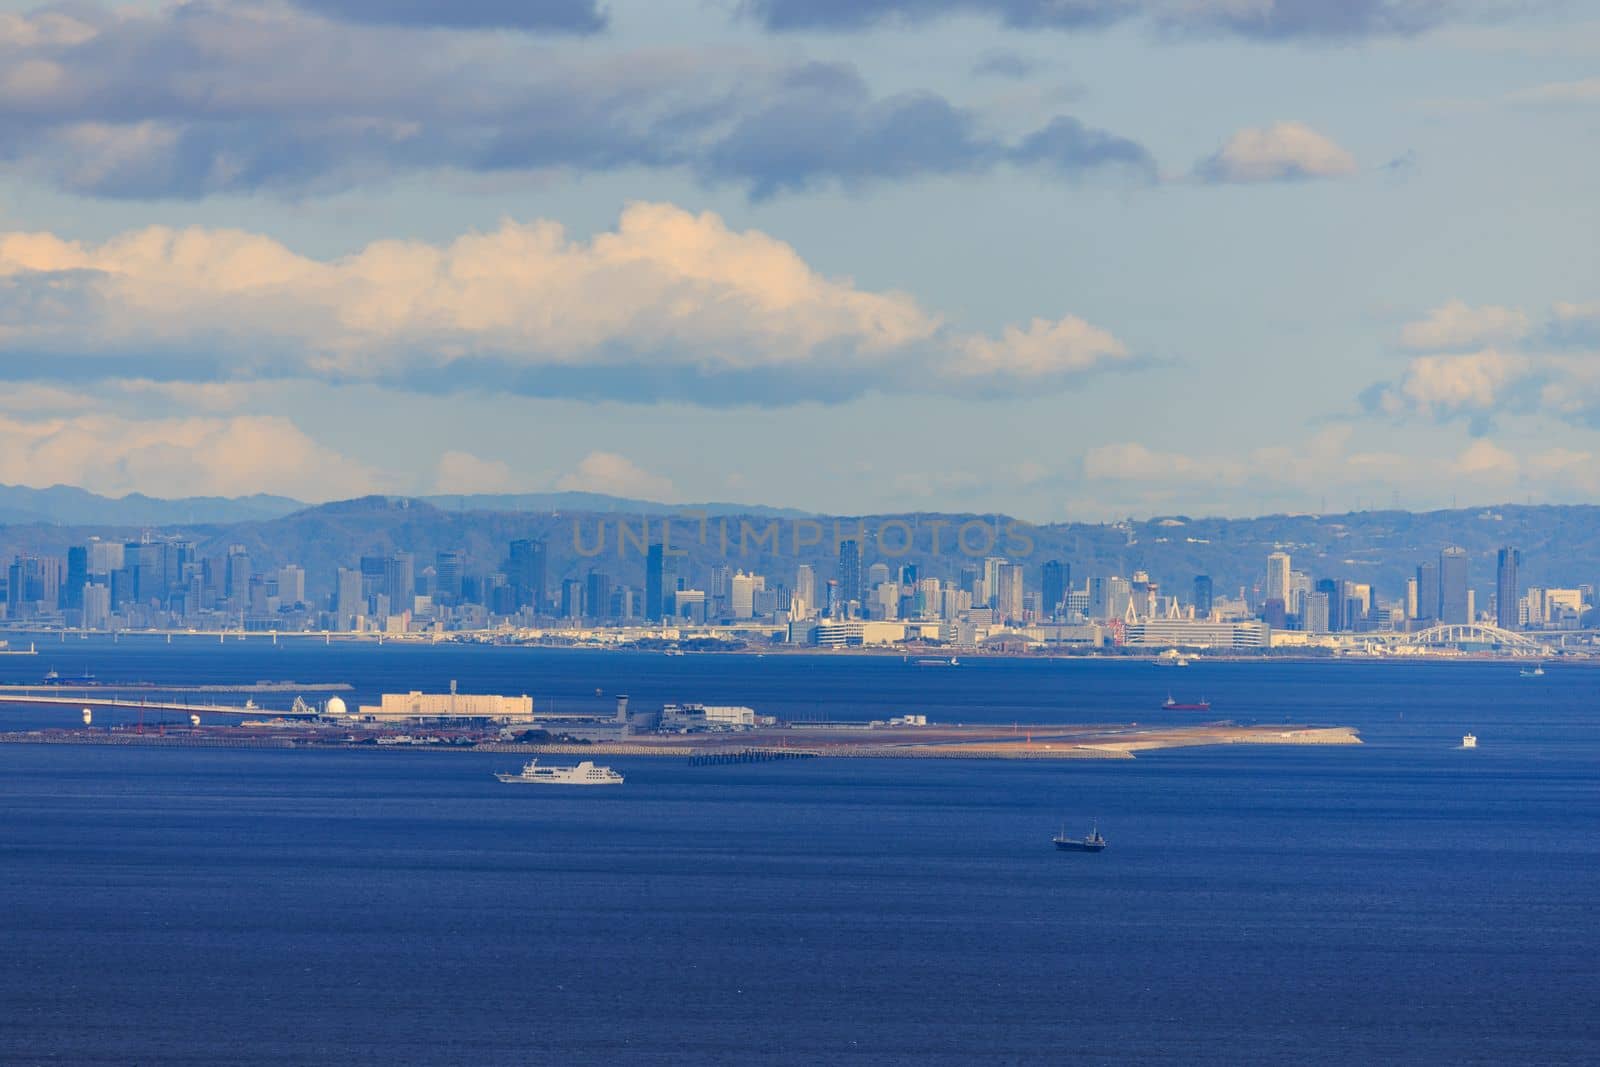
[355,690,535,723]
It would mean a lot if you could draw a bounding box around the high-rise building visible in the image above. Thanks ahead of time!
[434,551,464,604]
[645,543,678,622]
[1415,562,1439,624]
[1193,575,1214,619]
[1314,578,1341,631]
[838,539,863,607]
[276,565,306,607]
[560,578,584,619]
[731,571,762,619]
[336,567,363,630]
[1266,552,1291,612]
[1439,546,1469,624]
[224,545,251,603]
[793,564,817,618]
[385,553,414,614]
[508,538,547,612]
[995,563,1025,624]
[586,571,612,620]
[1496,546,1520,630]
[64,546,88,611]
[1304,592,1330,634]
[1042,560,1068,619]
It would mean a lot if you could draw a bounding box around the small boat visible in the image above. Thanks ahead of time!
[912,656,959,667]
[1054,824,1107,853]
[495,759,624,785]
[1519,664,1544,677]
[1161,693,1211,711]
[1461,733,1477,749]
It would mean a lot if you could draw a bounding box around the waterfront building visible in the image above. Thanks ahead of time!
[1123,618,1269,649]
[1266,552,1292,611]
[1496,546,1520,630]
[507,538,547,612]
[1304,591,1330,634]
[1193,575,1213,619]
[1415,561,1439,624]
[1042,560,1067,619]
[995,563,1025,625]
[1439,546,1469,624]
[645,543,677,622]
[793,564,817,619]
[586,571,612,620]
[357,690,534,722]
[838,539,863,607]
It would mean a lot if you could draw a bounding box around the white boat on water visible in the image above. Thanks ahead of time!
[1461,733,1477,749]
[495,759,623,785]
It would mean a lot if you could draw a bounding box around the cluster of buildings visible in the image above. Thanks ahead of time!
[2,532,1593,652]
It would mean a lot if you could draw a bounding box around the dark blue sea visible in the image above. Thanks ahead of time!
[2,638,1597,1064]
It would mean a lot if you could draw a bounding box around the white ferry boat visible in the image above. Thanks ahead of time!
[495,759,623,785]
[1461,733,1477,749]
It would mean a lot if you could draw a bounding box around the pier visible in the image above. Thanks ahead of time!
[688,747,822,766]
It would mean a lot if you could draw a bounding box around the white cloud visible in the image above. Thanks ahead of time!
[1384,349,1531,417]
[556,451,676,501]
[950,315,1129,381]
[1399,300,1529,350]
[0,203,1130,404]
[1196,121,1358,183]
[0,413,379,499]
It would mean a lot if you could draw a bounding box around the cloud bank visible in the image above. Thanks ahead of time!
[0,203,1135,405]
[0,2,1154,200]
[743,0,1493,40]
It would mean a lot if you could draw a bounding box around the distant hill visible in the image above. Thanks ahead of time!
[419,492,809,519]
[0,484,306,526]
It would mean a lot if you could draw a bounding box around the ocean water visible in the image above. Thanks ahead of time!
[2,639,1597,1064]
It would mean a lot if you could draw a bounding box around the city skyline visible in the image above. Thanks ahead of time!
[0,1,1595,519]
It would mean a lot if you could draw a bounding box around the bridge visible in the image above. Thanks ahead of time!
[1373,623,1540,649]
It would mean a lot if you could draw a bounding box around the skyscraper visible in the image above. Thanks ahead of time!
[794,564,816,617]
[1496,546,1520,630]
[1314,578,1341,631]
[838,539,863,608]
[1415,561,1439,624]
[435,551,464,604]
[385,553,414,614]
[1193,575,1213,619]
[1042,560,1067,619]
[508,538,547,612]
[645,543,677,622]
[1266,552,1291,612]
[586,571,612,620]
[1439,546,1469,624]
[995,563,1025,624]
[64,546,88,611]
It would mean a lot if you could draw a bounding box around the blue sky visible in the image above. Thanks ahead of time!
[0,0,1595,519]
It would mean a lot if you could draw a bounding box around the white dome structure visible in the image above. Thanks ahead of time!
[325,696,349,717]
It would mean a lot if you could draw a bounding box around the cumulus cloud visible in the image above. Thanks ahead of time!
[1368,298,1600,428]
[556,451,677,501]
[0,203,1133,404]
[0,413,378,499]
[1399,300,1530,350]
[0,3,1154,200]
[743,0,1486,40]
[1194,121,1358,184]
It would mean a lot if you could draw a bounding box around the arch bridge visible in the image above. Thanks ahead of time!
[1395,623,1539,649]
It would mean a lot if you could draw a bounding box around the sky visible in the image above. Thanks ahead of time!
[0,0,1596,520]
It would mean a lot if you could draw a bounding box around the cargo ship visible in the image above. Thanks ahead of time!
[1053,824,1107,852]
[1161,693,1211,711]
